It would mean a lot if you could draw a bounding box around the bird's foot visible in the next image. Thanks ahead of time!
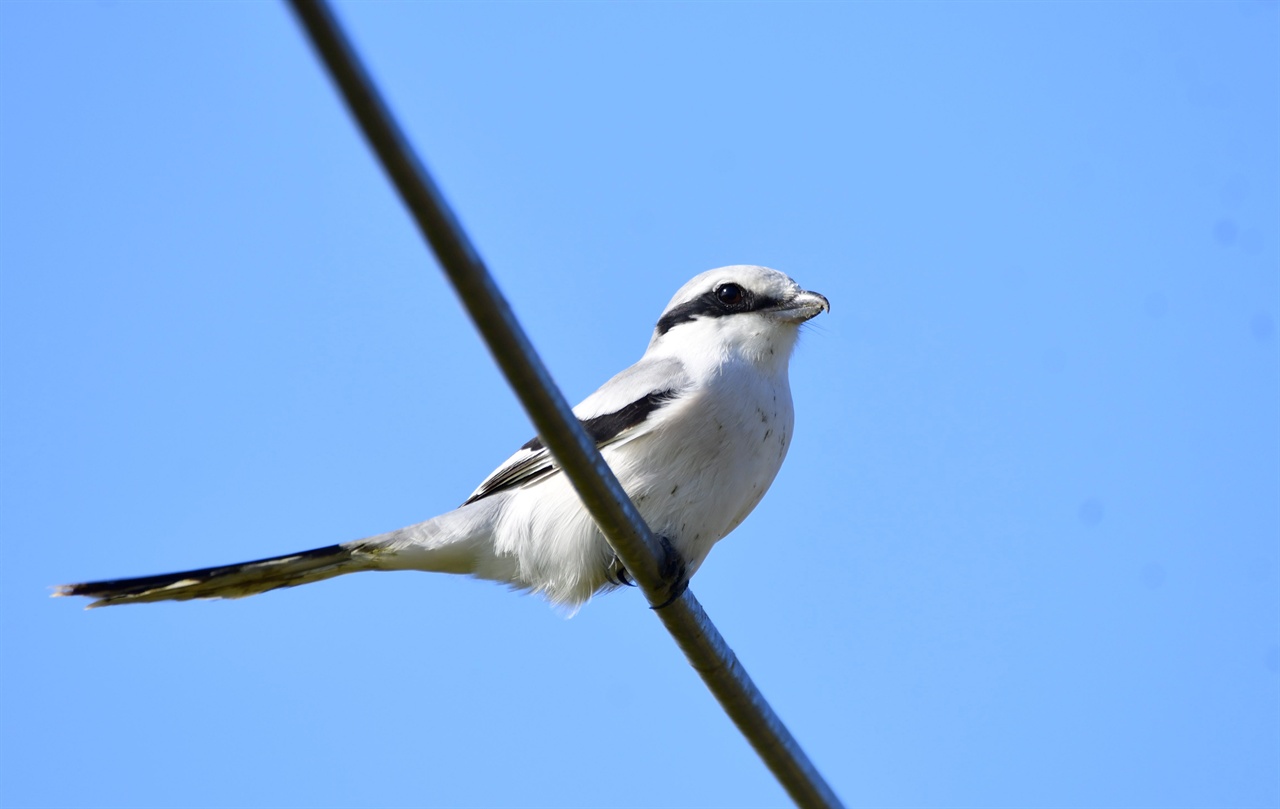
[650,536,689,610]
[608,561,635,587]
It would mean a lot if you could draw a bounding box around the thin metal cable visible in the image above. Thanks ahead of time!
[284,3,844,806]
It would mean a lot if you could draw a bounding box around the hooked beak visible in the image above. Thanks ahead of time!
[771,290,830,323]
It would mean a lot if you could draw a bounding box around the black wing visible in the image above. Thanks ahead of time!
[462,389,681,506]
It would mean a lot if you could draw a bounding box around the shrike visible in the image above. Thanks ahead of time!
[56,265,829,610]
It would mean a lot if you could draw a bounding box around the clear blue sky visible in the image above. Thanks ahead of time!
[1,3,1276,808]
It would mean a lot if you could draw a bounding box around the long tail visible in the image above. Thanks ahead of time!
[54,503,510,609]
[53,544,372,609]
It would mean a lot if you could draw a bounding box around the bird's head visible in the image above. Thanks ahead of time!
[647,266,829,370]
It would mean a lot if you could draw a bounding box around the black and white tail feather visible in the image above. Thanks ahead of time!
[55,266,828,611]
[54,545,362,608]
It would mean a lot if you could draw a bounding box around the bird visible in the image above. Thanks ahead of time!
[55,265,829,611]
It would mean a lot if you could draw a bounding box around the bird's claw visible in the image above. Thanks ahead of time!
[609,563,636,587]
[650,535,689,610]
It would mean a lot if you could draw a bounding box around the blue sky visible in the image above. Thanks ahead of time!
[1,2,1276,808]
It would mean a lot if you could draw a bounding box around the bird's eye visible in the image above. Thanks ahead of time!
[716,283,745,306]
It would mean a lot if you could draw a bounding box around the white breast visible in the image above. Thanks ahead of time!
[617,364,795,570]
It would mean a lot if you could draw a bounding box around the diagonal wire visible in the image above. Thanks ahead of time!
[284,2,844,807]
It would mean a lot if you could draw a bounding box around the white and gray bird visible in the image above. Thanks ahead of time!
[56,265,828,610]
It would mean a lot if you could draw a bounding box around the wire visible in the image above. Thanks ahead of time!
[284,2,844,806]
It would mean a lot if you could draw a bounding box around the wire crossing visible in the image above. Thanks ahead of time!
[285,2,844,806]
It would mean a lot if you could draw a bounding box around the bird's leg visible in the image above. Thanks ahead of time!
[650,535,689,610]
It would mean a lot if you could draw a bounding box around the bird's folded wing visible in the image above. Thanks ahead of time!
[463,356,689,505]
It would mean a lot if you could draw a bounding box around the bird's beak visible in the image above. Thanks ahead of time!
[771,290,830,323]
